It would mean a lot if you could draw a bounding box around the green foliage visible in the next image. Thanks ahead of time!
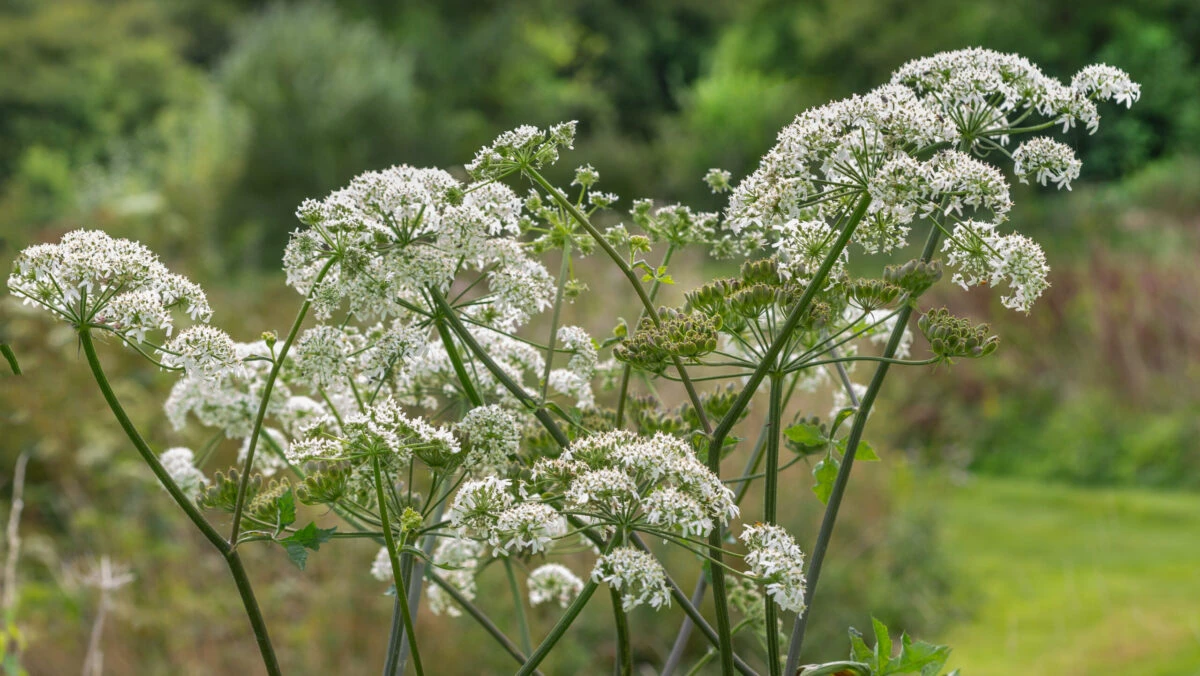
[278,522,338,571]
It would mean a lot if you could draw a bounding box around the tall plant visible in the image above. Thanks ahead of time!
[7,49,1138,675]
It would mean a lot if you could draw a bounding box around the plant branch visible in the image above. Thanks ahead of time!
[782,223,941,674]
[78,329,281,676]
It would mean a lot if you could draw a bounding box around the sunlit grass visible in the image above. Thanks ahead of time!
[938,477,1200,675]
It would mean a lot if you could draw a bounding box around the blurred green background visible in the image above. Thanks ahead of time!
[1,1,1199,674]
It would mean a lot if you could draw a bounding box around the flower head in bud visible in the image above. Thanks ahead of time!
[613,308,721,372]
[883,259,943,298]
[918,308,1000,360]
[296,462,352,505]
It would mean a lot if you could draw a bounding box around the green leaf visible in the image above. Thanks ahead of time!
[658,274,674,285]
[786,422,828,446]
[279,522,337,570]
[0,344,19,375]
[857,439,880,462]
[895,633,951,676]
[277,488,297,529]
[848,627,872,662]
[812,454,840,504]
[829,407,856,436]
[872,616,893,667]
[836,437,880,462]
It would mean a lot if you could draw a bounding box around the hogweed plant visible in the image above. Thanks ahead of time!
[6,49,1138,675]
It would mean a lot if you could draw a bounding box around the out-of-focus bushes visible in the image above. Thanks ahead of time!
[888,157,1200,488]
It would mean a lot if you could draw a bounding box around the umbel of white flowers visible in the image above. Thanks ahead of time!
[721,48,1138,312]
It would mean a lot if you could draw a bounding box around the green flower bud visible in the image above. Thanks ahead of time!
[884,259,943,298]
[918,308,1000,360]
[296,462,351,505]
[199,468,260,513]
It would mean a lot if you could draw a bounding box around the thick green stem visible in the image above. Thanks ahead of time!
[427,570,543,674]
[702,194,871,674]
[230,258,335,545]
[429,288,570,447]
[384,553,416,675]
[611,586,633,676]
[434,318,484,407]
[78,329,281,676]
[526,169,711,434]
[763,373,784,676]
[373,456,424,676]
[505,558,534,656]
[782,224,942,674]
[517,580,600,676]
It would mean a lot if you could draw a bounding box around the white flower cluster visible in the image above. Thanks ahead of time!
[534,431,738,537]
[726,83,956,245]
[165,339,285,438]
[457,405,522,473]
[527,563,584,608]
[1012,137,1082,190]
[740,523,808,613]
[285,397,458,476]
[7,230,228,358]
[466,121,577,181]
[160,325,241,380]
[159,447,208,501]
[548,325,598,408]
[721,49,1138,311]
[285,164,552,331]
[489,503,566,556]
[591,547,671,611]
[893,48,1138,136]
[943,221,1050,312]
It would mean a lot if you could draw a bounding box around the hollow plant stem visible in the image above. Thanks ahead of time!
[426,570,543,674]
[782,224,942,674]
[763,372,784,676]
[78,329,281,676]
[611,586,633,676]
[229,259,335,545]
[701,194,871,674]
[506,558,534,656]
[372,455,424,676]
[525,169,711,435]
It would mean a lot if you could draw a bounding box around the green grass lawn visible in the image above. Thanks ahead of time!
[936,477,1200,676]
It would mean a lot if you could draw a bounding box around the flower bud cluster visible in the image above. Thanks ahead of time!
[918,308,1000,360]
[613,308,721,372]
